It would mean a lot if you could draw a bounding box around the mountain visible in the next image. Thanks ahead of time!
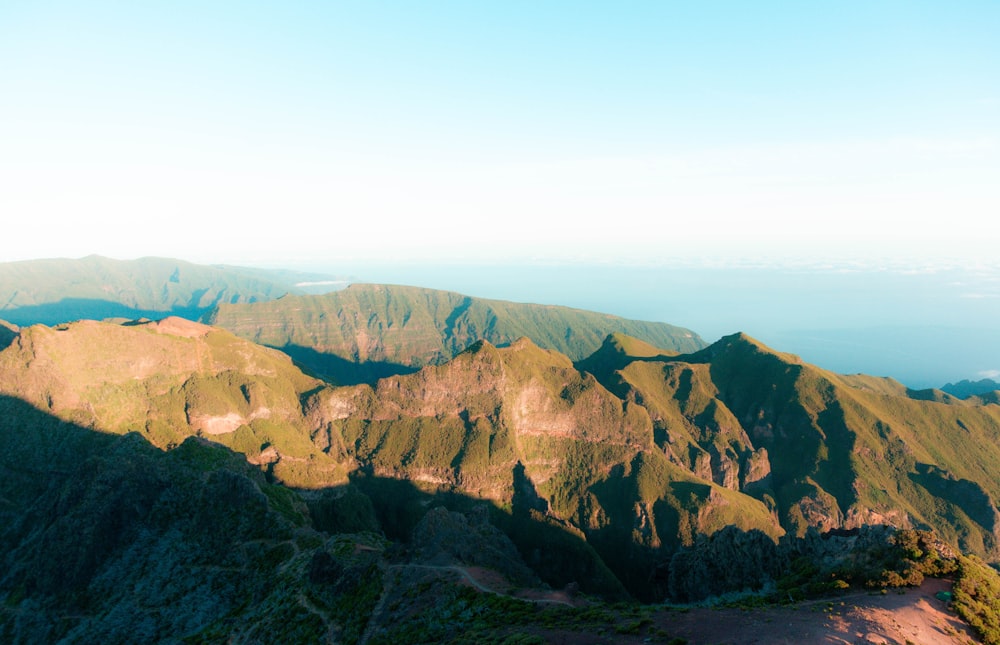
[204,283,706,385]
[943,378,1000,399]
[5,268,1000,640]
[0,316,350,488]
[7,313,1000,597]
[0,317,752,600]
[0,396,345,643]
[0,255,345,326]
[594,332,1000,561]
[319,336,783,598]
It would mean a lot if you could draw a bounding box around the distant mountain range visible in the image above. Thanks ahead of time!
[3,256,1000,642]
[942,378,1000,400]
[0,256,707,385]
[0,255,345,326]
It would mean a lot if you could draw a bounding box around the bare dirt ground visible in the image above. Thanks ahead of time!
[374,562,980,645]
[654,578,978,645]
[492,573,978,645]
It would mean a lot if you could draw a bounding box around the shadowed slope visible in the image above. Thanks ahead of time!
[0,320,16,351]
[0,395,329,643]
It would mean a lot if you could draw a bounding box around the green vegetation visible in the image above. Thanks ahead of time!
[953,555,1000,644]
[206,283,705,385]
[6,289,1000,642]
[368,584,667,645]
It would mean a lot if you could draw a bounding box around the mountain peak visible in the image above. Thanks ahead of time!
[605,332,678,358]
[576,332,679,384]
[693,332,802,365]
[148,316,213,338]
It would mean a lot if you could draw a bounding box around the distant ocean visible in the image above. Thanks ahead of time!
[314,261,1000,390]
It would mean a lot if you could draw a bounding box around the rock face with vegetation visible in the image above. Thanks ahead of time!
[204,283,706,385]
[3,303,1000,640]
[0,317,350,488]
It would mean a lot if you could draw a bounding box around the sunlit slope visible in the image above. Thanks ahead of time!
[6,316,999,599]
[0,255,310,325]
[591,331,1000,560]
[0,318,773,600]
[316,337,783,596]
[0,317,348,486]
[204,283,705,384]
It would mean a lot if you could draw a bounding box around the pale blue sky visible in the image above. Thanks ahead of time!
[2,1,998,266]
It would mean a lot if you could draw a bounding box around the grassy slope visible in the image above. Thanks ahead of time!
[0,393,385,644]
[320,336,782,599]
[5,315,1000,601]
[204,283,706,383]
[0,318,349,488]
[591,331,1000,562]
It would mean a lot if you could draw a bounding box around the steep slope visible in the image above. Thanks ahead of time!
[587,331,1000,562]
[6,316,1000,605]
[0,395,394,644]
[0,255,339,326]
[313,337,782,597]
[205,283,705,385]
[0,318,770,600]
[0,317,349,487]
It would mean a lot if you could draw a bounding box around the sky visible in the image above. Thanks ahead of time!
[1,1,998,268]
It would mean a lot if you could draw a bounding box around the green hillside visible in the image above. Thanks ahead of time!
[0,255,340,325]
[0,319,767,600]
[4,318,1000,608]
[310,336,782,597]
[205,283,706,385]
[591,331,1000,562]
[0,317,350,488]
[0,394,391,644]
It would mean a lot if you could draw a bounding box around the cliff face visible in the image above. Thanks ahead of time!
[317,338,653,494]
[0,317,350,488]
[3,318,1000,602]
[309,336,783,597]
[587,332,1000,561]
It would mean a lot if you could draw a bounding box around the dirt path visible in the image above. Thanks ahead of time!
[657,579,978,645]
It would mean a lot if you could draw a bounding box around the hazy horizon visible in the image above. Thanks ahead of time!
[3,2,998,388]
[324,259,1000,390]
[2,3,997,266]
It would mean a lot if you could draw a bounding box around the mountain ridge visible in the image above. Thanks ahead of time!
[205,283,706,385]
[943,377,1000,399]
[4,315,999,603]
[0,255,344,326]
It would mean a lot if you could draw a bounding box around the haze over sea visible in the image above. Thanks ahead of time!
[308,257,1000,391]
[3,3,997,389]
